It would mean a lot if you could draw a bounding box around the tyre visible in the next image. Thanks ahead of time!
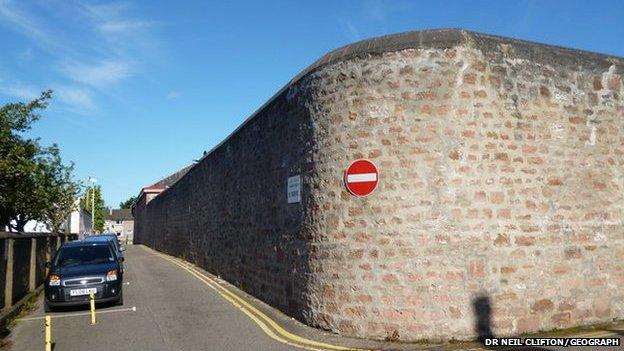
[43,300,53,313]
[116,288,124,306]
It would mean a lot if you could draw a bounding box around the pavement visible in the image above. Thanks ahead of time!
[5,245,623,351]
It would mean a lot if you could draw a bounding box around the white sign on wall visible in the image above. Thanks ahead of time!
[287,175,301,203]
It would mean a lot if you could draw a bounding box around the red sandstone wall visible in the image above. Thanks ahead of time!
[135,30,624,341]
[304,43,623,340]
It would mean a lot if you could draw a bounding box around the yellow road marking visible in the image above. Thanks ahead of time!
[142,246,368,351]
[166,256,326,351]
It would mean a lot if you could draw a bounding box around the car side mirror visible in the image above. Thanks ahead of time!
[120,247,126,252]
[119,257,125,262]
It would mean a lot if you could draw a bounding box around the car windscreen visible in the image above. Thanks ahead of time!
[54,245,115,267]
[93,235,118,244]
[104,239,120,252]
[108,238,120,250]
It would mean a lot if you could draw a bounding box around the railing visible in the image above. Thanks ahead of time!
[0,232,77,312]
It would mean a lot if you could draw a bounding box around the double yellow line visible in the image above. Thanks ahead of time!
[143,246,368,351]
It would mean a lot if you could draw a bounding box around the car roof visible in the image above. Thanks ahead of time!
[61,240,112,248]
[83,236,116,242]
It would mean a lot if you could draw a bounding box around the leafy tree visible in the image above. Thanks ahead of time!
[0,90,79,232]
[119,196,137,209]
[0,91,79,232]
[80,185,105,232]
[42,146,81,232]
[0,91,50,230]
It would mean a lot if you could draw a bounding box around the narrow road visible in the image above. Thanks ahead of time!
[7,245,623,351]
[8,245,302,351]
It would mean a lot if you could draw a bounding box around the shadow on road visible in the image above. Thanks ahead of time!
[48,301,121,314]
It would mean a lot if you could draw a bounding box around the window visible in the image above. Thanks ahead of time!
[55,245,114,266]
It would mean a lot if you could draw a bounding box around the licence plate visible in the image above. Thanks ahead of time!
[69,288,97,296]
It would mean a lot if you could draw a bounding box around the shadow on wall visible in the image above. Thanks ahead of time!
[473,294,494,343]
[473,294,550,351]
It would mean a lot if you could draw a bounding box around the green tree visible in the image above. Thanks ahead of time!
[80,185,105,232]
[0,90,79,232]
[42,146,81,232]
[0,91,50,231]
[119,196,137,209]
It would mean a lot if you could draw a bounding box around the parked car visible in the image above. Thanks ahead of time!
[44,241,124,312]
[85,232,121,246]
[84,234,125,261]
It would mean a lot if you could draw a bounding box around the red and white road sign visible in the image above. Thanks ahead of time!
[344,159,379,197]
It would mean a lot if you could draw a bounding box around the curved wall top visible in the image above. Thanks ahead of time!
[190,29,623,184]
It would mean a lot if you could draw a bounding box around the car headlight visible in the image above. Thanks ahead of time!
[48,274,61,286]
[106,269,118,281]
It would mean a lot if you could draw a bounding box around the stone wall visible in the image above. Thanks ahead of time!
[134,29,624,341]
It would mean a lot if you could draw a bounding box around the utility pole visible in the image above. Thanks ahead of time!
[91,188,94,231]
[88,177,97,233]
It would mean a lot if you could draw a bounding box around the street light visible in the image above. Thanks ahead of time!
[88,176,97,233]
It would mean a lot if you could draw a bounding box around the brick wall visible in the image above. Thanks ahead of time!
[134,29,624,341]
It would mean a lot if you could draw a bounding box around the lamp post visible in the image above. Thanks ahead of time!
[88,177,97,233]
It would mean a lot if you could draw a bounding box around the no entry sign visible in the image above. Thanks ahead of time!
[344,159,379,197]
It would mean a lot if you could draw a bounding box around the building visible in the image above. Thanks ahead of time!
[62,203,92,239]
[23,220,50,233]
[104,208,134,243]
[133,29,624,341]
[132,164,193,243]
[6,220,51,233]
[3,202,91,236]
[135,164,193,206]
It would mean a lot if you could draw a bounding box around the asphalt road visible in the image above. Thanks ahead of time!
[7,245,623,351]
[8,245,299,351]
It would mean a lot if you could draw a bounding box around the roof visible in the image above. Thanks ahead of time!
[145,164,194,190]
[104,208,133,221]
[133,164,194,211]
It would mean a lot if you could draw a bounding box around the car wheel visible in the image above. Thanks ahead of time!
[117,288,124,306]
[44,300,53,313]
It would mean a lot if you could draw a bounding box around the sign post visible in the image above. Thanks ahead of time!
[89,293,96,325]
[44,315,52,351]
[287,175,301,203]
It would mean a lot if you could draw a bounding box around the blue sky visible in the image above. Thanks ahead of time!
[1,0,622,207]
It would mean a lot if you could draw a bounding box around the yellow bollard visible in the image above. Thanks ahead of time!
[89,293,96,325]
[44,315,51,351]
